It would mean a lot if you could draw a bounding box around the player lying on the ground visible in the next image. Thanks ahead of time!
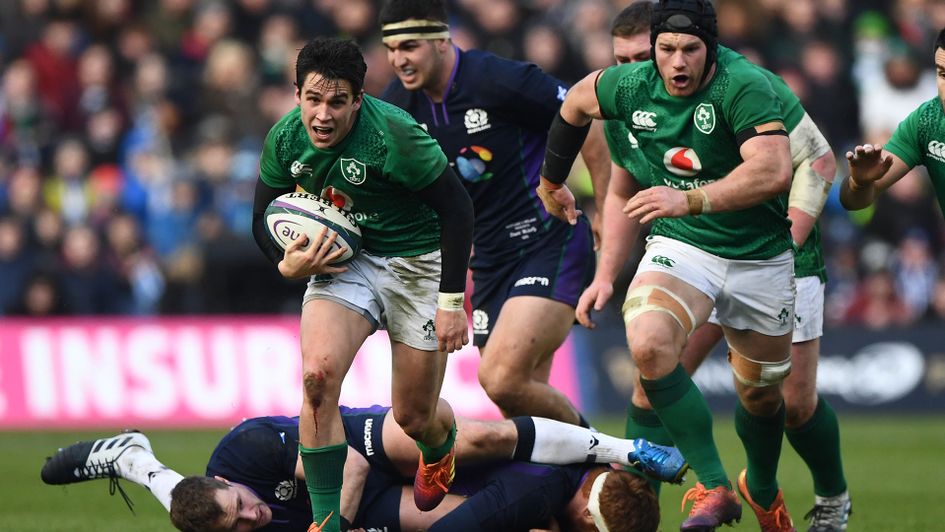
[42,404,684,532]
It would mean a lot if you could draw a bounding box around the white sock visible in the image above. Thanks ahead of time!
[529,417,638,465]
[117,448,184,512]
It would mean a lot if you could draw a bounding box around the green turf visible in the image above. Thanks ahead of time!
[6,414,945,531]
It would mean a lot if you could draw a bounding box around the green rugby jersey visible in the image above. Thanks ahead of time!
[259,95,448,257]
[597,50,792,260]
[884,97,945,214]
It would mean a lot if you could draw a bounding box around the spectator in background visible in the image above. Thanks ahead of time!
[800,39,861,150]
[0,217,35,314]
[843,269,912,328]
[891,229,939,318]
[1,60,52,166]
[865,171,945,254]
[59,224,129,314]
[0,0,939,326]
[23,16,82,132]
[13,272,64,316]
[104,212,164,315]
[859,40,936,144]
[929,273,945,321]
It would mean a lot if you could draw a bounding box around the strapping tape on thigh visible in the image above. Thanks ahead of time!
[728,347,792,387]
[622,285,695,335]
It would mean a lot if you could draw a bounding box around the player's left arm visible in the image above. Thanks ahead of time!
[788,149,836,247]
[417,166,474,353]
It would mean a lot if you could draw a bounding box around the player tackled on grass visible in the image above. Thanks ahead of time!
[841,27,945,218]
[250,37,474,531]
[42,407,686,531]
[378,0,607,427]
[595,3,852,531]
[541,0,798,529]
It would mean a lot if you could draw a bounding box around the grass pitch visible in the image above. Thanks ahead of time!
[6,414,944,531]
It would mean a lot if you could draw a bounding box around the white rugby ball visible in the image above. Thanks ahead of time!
[265,192,362,264]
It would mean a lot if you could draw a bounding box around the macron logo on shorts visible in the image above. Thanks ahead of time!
[364,418,374,456]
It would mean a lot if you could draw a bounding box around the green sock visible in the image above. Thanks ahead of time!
[785,396,848,497]
[641,363,728,489]
[416,421,456,464]
[625,403,674,494]
[299,442,347,532]
[735,401,785,509]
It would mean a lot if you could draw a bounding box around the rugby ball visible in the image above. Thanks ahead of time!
[265,192,361,264]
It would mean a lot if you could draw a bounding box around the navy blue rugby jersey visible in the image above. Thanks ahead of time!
[205,416,309,531]
[382,48,571,269]
[431,461,589,531]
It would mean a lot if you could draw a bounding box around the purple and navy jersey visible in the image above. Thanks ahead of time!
[204,407,394,532]
[430,461,588,531]
[381,48,571,269]
[205,416,309,532]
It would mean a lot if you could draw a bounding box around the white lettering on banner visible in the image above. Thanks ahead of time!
[126,326,176,419]
[0,318,578,428]
[178,327,240,418]
[63,327,125,419]
[693,342,925,405]
[245,328,301,414]
[22,328,57,419]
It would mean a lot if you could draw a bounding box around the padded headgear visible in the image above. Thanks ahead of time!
[651,0,718,83]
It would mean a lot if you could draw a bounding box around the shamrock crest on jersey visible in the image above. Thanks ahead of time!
[694,103,716,134]
[341,158,367,185]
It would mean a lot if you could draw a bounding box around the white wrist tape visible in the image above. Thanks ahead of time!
[437,292,464,311]
[788,159,832,218]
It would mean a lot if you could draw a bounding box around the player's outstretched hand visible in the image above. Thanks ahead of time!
[537,179,582,225]
[278,227,349,279]
[435,308,469,353]
[623,186,688,224]
[576,280,614,329]
[846,144,893,185]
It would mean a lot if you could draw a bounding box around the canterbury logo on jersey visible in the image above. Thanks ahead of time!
[290,160,312,178]
[927,140,945,162]
[632,110,657,131]
[663,147,702,177]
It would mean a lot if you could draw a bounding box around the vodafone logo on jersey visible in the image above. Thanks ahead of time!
[663,147,702,177]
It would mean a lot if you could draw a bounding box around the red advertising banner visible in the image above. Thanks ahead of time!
[0,317,579,429]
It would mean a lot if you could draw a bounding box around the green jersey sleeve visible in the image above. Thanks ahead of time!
[884,101,925,168]
[596,65,630,120]
[381,112,448,191]
[723,67,783,134]
[258,109,299,188]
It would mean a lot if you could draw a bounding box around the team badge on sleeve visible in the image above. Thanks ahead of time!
[694,103,716,134]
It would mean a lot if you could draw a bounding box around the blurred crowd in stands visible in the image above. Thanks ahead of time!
[1,0,944,327]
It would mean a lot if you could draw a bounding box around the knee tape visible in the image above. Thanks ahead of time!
[728,347,792,387]
[622,285,695,335]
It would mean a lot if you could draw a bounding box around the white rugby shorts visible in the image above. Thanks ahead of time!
[636,236,796,336]
[708,275,823,342]
[303,250,441,351]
